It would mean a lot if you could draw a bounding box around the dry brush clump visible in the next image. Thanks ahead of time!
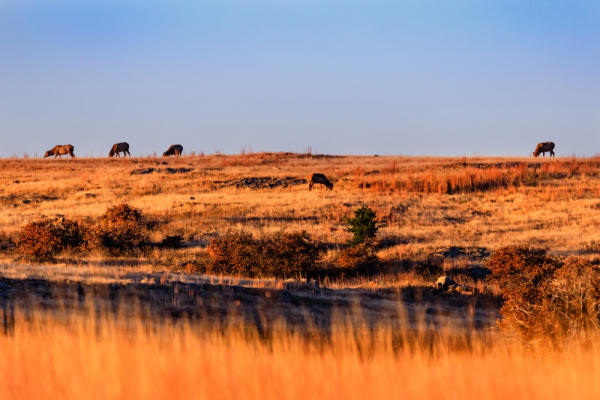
[101,203,143,224]
[335,244,379,272]
[80,204,149,256]
[18,204,150,260]
[487,246,600,348]
[18,220,66,261]
[207,230,318,278]
[18,219,89,261]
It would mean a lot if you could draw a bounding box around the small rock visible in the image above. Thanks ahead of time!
[190,197,195,200]
[22,199,31,204]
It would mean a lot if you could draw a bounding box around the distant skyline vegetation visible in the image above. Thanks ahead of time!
[1,1,599,157]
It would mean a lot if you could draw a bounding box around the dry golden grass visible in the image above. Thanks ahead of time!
[2,153,600,279]
[1,154,600,398]
[0,307,599,400]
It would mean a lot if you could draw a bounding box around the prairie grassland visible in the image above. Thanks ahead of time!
[2,153,600,275]
[1,153,600,398]
[0,307,599,400]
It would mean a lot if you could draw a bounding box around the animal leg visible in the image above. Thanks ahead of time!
[309,183,313,191]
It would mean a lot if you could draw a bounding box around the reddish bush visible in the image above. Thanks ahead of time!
[487,246,600,347]
[207,231,317,278]
[82,222,147,256]
[102,203,143,224]
[81,204,148,255]
[18,220,63,261]
[336,244,379,271]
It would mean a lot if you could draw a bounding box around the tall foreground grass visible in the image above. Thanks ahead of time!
[2,309,600,399]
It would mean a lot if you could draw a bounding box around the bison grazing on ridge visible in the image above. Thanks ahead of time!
[109,142,131,157]
[163,144,183,157]
[309,173,333,191]
[533,142,555,157]
[44,145,75,158]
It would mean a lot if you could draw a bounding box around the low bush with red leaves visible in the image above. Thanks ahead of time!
[487,246,600,347]
[207,230,317,278]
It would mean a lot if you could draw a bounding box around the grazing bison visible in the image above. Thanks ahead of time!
[109,142,131,157]
[163,144,183,157]
[533,142,555,157]
[44,144,75,158]
[309,173,333,191]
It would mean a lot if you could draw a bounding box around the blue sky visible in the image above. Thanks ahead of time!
[0,1,599,157]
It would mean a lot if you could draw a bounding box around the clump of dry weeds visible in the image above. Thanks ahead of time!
[488,246,600,348]
[207,230,317,278]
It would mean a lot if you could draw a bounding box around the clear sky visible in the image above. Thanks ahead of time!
[1,1,599,157]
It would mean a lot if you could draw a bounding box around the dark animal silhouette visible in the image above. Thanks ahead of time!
[163,144,183,157]
[533,142,555,157]
[109,142,131,157]
[309,173,333,191]
[44,145,75,158]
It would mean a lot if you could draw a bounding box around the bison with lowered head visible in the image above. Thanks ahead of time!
[109,142,131,157]
[163,144,183,157]
[44,144,75,158]
[309,173,333,191]
[533,142,555,157]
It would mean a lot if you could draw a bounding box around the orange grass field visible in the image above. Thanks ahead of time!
[1,309,600,400]
[2,153,600,398]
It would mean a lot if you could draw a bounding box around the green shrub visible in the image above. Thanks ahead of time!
[346,206,378,247]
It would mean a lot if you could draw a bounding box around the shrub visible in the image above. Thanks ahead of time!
[18,220,63,261]
[346,206,378,247]
[81,204,148,255]
[161,234,185,249]
[487,246,600,347]
[547,257,600,341]
[262,231,318,278]
[102,203,143,224]
[18,219,88,261]
[98,221,147,254]
[56,219,87,250]
[336,244,379,272]
[207,231,317,278]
